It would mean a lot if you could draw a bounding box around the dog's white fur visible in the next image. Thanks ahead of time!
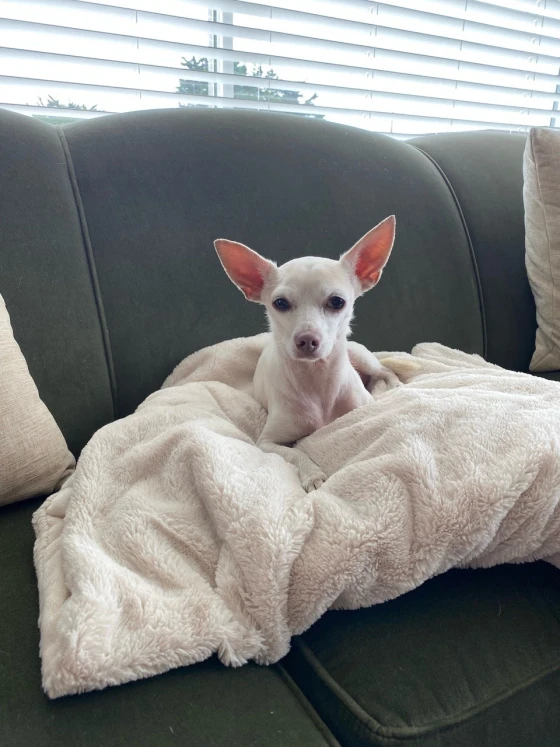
[214,216,401,491]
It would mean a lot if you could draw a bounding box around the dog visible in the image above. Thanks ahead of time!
[214,215,405,491]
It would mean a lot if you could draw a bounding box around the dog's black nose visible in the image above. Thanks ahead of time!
[296,333,321,353]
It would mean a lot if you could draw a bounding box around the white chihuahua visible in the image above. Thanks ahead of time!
[215,215,402,492]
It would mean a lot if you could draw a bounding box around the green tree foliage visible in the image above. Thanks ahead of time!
[177,56,322,117]
[33,95,99,125]
[37,95,98,111]
[176,57,211,97]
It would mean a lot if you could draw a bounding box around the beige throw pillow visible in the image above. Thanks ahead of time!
[524,127,560,372]
[0,294,74,506]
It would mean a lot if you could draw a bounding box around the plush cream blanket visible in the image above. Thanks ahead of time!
[33,335,560,698]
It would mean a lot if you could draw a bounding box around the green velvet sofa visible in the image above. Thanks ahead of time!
[1,107,559,747]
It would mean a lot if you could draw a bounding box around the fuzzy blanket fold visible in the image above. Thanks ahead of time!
[33,335,560,698]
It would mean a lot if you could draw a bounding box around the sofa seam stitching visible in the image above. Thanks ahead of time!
[56,126,119,420]
[293,636,560,742]
[276,663,343,747]
[411,144,488,361]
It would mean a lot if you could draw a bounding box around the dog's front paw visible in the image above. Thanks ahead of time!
[368,366,402,396]
[301,471,327,492]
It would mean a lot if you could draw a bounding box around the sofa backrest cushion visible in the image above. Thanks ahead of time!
[1,108,534,450]
[63,109,484,419]
[0,109,115,454]
[413,131,534,373]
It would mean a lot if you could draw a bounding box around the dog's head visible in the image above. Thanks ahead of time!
[214,216,395,362]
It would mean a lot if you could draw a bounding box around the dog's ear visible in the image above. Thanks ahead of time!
[214,239,276,302]
[340,216,396,293]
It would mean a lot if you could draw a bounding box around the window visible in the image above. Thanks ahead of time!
[1,0,559,137]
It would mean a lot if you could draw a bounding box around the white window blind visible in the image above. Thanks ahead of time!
[0,0,559,136]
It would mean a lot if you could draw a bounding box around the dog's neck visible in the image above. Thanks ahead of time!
[276,335,350,396]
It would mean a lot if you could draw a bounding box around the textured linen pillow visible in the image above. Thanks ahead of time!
[0,294,74,506]
[524,126,560,372]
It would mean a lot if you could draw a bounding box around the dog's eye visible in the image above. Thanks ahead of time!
[273,297,291,312]
[327,296,346,310]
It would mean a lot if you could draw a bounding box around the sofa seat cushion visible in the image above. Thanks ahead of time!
[0,498,337,747]
[284,564,560,747]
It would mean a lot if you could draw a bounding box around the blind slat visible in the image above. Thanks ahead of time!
[80,0,560,44]
[3,46,558,113]
[80,0,560,24]
[1,0,558,137]
[192,0,560,23]
[1,85,541,135]
[3,19,558,88]
[475,0,560,22]
[4,18,558,95]
[3,0,560,70]
[2,73,550,130]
